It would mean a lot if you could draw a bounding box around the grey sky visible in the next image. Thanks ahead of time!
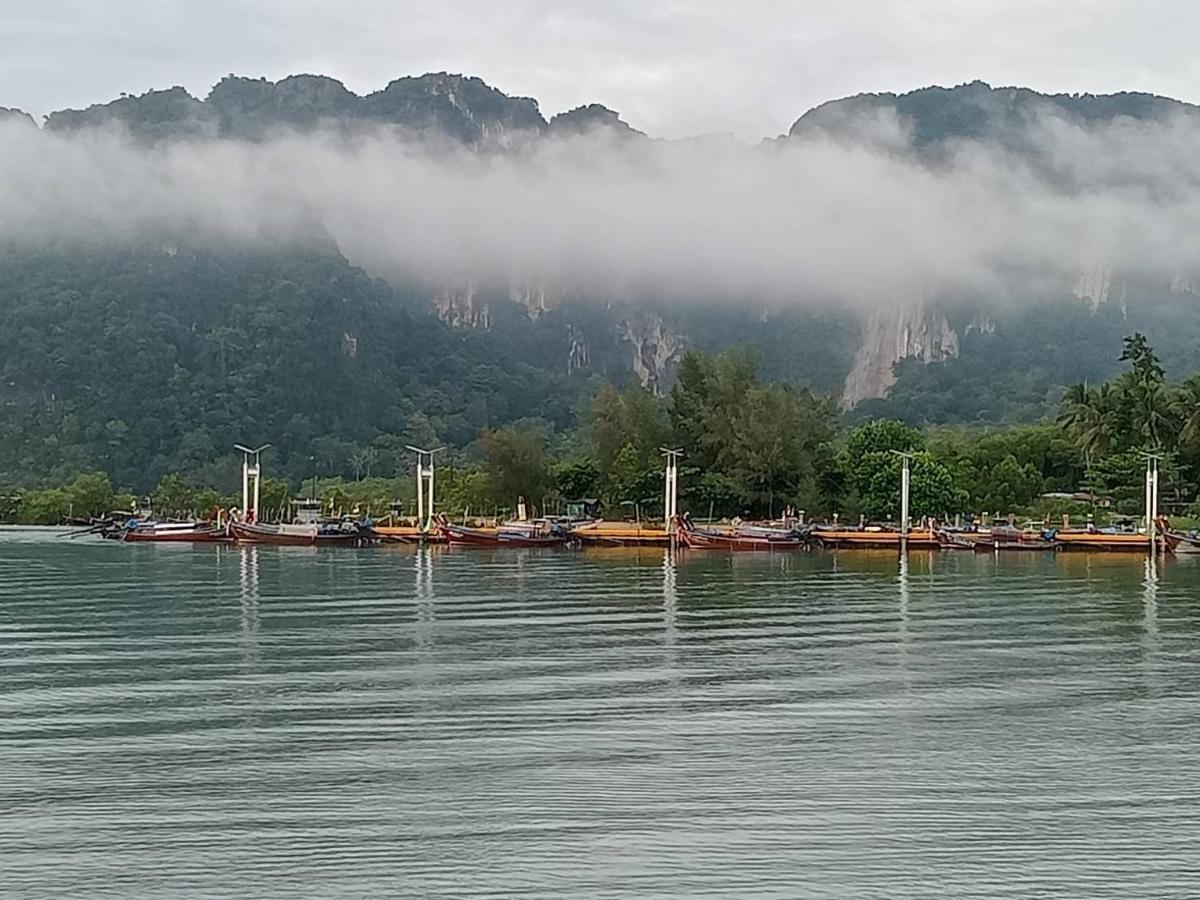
[2,0,1198,140]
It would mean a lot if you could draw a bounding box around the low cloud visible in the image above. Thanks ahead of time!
[2,113,1199,307]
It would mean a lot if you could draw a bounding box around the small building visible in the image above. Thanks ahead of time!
[291,498,323,524]
[566,498,602,520]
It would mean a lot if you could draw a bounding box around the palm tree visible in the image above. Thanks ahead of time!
[1126,378,1174,450]
[1057,383,1092,440]
[1058,383,1108,466]
[1173,376,1200,449]
[1079,383,1123,461]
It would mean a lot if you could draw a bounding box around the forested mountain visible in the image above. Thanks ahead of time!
[0,246,574,490]
[790,79,1197,149]
[42,73,632,146]
[5,76,1200,493]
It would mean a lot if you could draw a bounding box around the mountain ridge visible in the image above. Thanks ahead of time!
[4,73,1200,486]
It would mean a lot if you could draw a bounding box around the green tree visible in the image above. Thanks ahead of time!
[1172,375,1200,449]
[481,425,550,511]
[856,451,966,521]
[726,384,836,515]
[62,472,116,518]
[840,420,963,520]
[585,382,668,504]
[552,460,601,500]
[151,473,195,518]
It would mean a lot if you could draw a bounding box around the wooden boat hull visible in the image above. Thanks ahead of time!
[122,526,230,543]
[231,522,369,546]
[678,528,806,551]
[1054,533,1157,552]
[371,526,446,544]
[971,538,1055,552]
[811,530,941,550]
[439,523,565,547]
[570,523,671,547]
[1168,535,1200,554]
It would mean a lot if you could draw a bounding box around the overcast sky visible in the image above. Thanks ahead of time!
[2,0,1198,140]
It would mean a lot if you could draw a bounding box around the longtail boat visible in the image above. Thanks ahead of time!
[809,527,941,550]
[230,520,373,547]
[1165,531,1200,554]
[1053,529,1179,553]
[969,526,1055,552]
[371,524,447,544]
[570,520,670,547]
[674,517,807,551]
[436,515,567,548]
[121,520,231,543]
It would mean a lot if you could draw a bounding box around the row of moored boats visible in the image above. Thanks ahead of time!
[79,511,1200,553]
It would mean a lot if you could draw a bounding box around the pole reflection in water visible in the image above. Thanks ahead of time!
[897,551,911,688]
[661,548,680,693]
[1142,552,1160,697]
[238,544,260,666]
[413,546,435,653]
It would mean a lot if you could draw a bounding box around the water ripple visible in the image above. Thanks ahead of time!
[2,534,1199,897]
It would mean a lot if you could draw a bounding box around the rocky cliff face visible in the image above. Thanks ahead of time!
[433,282,489,329]
[618,314,687,396]
[1073,265,1119,310]
[841,305,960,408]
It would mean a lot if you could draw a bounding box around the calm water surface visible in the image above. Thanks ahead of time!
[2,528,1200,898]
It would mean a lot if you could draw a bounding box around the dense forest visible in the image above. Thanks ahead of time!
[7,332,1200,528]
[0,245,579,491]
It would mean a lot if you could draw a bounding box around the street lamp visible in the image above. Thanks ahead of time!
[406,446,445,532]
[234,444,270,522]
[661,447,683,533]
[891,450,915,545]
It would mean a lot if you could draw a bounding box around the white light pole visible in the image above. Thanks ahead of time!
[892,451,914,549]
[661,447,683,533]
[235,444,270,523]
[1144,453,1161,553]
[407,446,444,532]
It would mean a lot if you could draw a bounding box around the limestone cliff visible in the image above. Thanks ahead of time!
[508,284,558,317]
[433,282,489,329]
[841,305,960,408]
[1073,265,1121,310]
[618,314,687,396]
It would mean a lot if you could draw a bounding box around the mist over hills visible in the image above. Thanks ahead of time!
[4,73,1200,489]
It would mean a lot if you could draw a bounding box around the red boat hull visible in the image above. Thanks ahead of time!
[122,526,230,543]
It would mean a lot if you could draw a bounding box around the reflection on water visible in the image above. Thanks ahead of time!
[238,544,260,663]
[2,534,1200,899]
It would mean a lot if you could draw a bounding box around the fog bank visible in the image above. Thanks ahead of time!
[2,114,1200,306]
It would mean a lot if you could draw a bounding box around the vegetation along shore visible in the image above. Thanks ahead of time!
[4,335,1197,530]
